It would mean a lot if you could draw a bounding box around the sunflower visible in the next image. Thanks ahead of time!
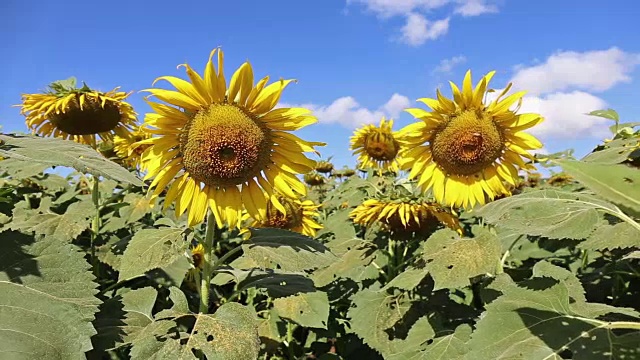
[304,171,325,186]
[315,159,334,174]
[113,127,152,168]
[243,193,323,237]
[398,70,544,209]
[18,77,137,147]
[351,117,402,172]
[184,244,205,290]
[350,199,461,234]
[138,48,324,228]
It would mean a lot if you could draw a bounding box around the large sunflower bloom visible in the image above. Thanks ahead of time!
[113,127,152,168]
[350,117,402,172]
[139,49,324,228]
[350,199,461,234]
[243,194,323,237]
[398,70,544,208]
[18,77,137,147]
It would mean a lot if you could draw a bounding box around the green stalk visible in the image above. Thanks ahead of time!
[199,210,218,313]
[90,175,101,275]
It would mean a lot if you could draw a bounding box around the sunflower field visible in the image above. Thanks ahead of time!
[1,48,639,360]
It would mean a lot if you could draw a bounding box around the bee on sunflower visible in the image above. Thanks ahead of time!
[137,48,324,228]
[397,70,544,209]
[242,193,323,237]
[18,77,137,147]
[113,127,152,169]
[350,117,404,173]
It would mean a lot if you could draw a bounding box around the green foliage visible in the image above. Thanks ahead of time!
[1,109,639,359]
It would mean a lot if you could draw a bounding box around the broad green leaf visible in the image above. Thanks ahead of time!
[0,133,143,186]
[382,266,427,291]
[390,324,471,360]
[118,227,191,285]
[118,192,157,224]
[555,159,640,217]
[578,222,640,250]
[587,108,619,121]
[311,238,379,287]
[0,230,100,359]
[273,291,330,329]
[214,265,317,298]
[466,272,640,359]
[257,309,285,353]
[130,302,260,360]
[422,228,501,290]
[623,250,640,260]
[583,137,640,164]
[474,189,612,240]
[242,228,337,272]
[10,197,94,242]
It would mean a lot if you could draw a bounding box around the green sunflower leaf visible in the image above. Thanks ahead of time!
[273,291,330,329]
[0,230,100,359]
[389,324,471,360]
[582,137,640,164]
[242,228,337,272]
[474,189,616,240]
[129,302,260,360]
[118,227,191,285]
[554,159,640,217]
[587,108,619,122]
[214,264,317,298]
[311,238,379,287]
[578,222,640,251]
[422,227,501,291]
[0,133,143,186]
[465,267,640,360]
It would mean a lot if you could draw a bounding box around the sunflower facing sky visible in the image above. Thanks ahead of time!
[138,48,324,228]
[350,199,461,234]
[114,127,152,168]
[243,193,323,237]
[397,70,544,209]
[350,117,403,172]
[18,77,137,147]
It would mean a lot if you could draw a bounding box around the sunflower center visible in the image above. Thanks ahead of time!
[265,197,303,229]
[49,94,122,135]
[364,132,399,161]
[180,104,272,187]
[431,109,504,176]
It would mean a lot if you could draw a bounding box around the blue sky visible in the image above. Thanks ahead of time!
[2,0,640,171]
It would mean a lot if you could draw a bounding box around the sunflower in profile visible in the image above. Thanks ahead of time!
[243,193,323,237]
[18,77,137,147]
[350,199,461,234]
[113,127,152,168]
[398,70,544,209]
[184,244,205,291]
[138,48,323,228]
[304,171,325,186]
[351,117,403,172]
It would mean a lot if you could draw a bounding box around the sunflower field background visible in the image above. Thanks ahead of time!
[1,45,640,360]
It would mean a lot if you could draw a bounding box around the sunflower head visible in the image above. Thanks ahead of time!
[113,127,152,168]
[138,48,324,228]
[315,159,334,174]
[304,171,325,186]
[526,172,542,188]
[398,70,544,209]
[243,194,323,237]
[18,77,137,147]
[351,117,403,172]
[350,199,461,235]
[342,168,356,177]
[183,243,206,290]
[546,173,574,187]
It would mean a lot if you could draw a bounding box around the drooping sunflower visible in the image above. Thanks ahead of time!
[398,70,544,209]
[18,77,137,147]
[351,117,403,172]
[304,171,325,186]
[113,127,152,168]
[139,48,324,228]
[350,199,461,234]
[243,193,323,237]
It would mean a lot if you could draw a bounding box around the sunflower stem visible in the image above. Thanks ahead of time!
[199,210,218,313]
[90,175,101,276]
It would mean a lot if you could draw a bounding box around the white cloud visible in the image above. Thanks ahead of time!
[400,13,450,46]
[453,0,498,16]
[509,47,640,96]
[347,0,450,18]
[280,93,411,128]
[433,55,467,74]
